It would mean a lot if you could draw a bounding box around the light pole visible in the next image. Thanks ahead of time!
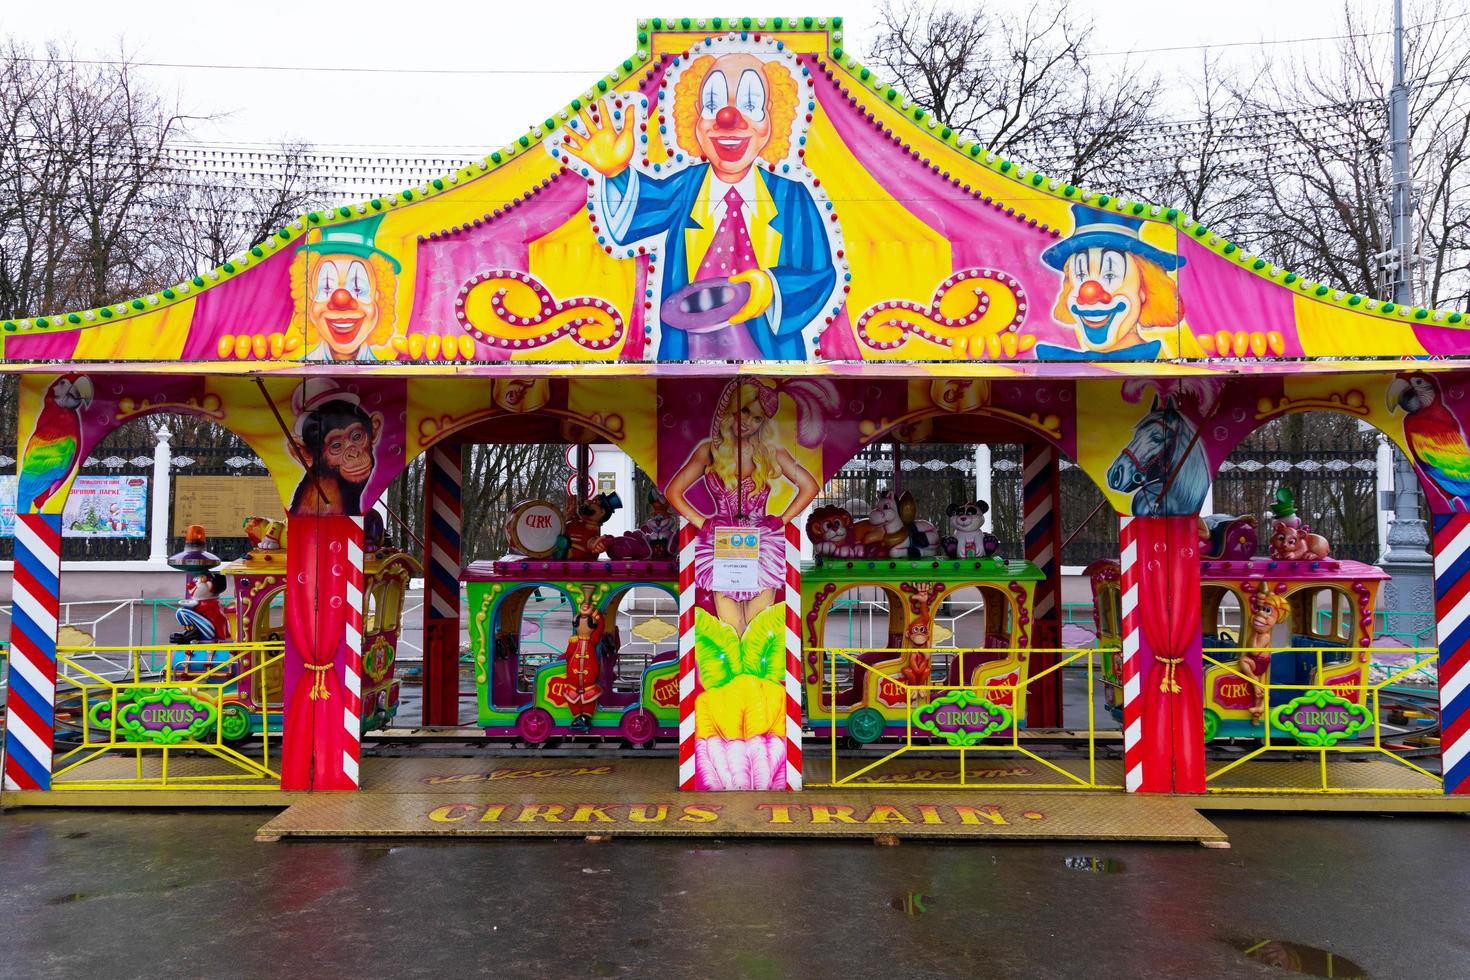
[1379,0,1434,617]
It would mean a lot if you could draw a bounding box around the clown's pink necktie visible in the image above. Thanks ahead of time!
[687,185,763,360]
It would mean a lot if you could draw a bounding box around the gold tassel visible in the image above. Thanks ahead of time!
[305,663,332,700]
[1157,657,1183,695]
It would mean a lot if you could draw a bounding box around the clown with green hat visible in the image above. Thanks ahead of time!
[296,214,401,362]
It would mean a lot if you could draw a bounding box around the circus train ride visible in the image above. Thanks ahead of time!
[1090,492,1391,744]
[466,486,1045,748]
[467,492,683,746]
[800,490,1042,746]
[151,515,419,743]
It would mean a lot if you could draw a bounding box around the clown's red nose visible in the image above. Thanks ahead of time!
[327,287,357,311]
[715,105,742,129]
[1076,279,1110,305]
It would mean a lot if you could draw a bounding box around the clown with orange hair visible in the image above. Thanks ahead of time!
[555,40,838,361]
[1038,204,1186,361]
[289,216,401,362]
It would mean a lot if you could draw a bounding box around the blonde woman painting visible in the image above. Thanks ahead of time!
[665,378,834,633]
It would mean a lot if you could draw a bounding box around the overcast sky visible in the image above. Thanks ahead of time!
[6,0,1391,153]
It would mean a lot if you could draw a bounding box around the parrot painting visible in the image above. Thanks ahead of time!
[1388,371,1470,509]
[16,375,94,513]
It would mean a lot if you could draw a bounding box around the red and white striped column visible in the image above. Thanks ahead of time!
[677,521,698,790]
[421,443,463,726]
[3,514,62,791]
[1433,512,1470,795]
[341,518,365,788]
[1118,515,1144,793]
[1022,443,1063,727]
[782,521,804,790]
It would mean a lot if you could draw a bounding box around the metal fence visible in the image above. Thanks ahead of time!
[0,424,271,562]
[812,443,1118,567]
[1212,450,1380,564]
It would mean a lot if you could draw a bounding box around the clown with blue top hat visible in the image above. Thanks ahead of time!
[292,213,402,362]
[1035,204,1186,361]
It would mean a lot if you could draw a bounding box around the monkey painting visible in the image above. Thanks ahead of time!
[288,384,383,516]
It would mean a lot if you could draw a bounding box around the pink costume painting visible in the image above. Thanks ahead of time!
[666,378,834,633]
[666,377,834,790]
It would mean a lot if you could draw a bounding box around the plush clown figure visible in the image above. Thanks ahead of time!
[556,43,838,362]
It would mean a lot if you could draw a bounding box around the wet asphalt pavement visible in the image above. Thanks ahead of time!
[0,807,1465,978]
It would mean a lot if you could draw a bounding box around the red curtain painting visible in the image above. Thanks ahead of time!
[282,515,360,790]
[1135,516,1205,793]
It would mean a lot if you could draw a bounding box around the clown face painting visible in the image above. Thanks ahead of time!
[1037,205,1184,361]
[690,53,788,184]
[552,37,840,363]
[290,216,402,362]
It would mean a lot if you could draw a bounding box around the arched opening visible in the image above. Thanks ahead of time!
[389,402,669,738]
[1214,412,1384,564]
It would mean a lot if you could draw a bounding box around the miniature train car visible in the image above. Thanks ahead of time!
[209,542,421,741]
[800,556,1043,744]
[1090,556,1387,742]
[465,558,680,746]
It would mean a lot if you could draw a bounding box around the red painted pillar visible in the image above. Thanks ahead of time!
[282,515,365,791]
[1022,443,1063,727]
[421,443,463,726]
[1118,515,1204,793]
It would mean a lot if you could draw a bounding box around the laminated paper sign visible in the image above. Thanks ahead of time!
[711,527,762,592]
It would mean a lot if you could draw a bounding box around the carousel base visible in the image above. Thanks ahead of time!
[6,752,1465,840]
[253,756,1226,843]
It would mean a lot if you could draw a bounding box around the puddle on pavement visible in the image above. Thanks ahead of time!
[889,891,934,916]
[1064,856,1124,873]
[1229,938,1367,977]
[45,893,88,906]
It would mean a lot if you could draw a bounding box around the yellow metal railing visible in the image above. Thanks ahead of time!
[52,642,284,791]
[809,646,1121,791]
[1203,646,1441,795]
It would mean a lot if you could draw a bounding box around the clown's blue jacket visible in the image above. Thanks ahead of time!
[599,163,838,360]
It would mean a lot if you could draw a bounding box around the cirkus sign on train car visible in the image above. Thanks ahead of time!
[912,690,1013,746]
[1271,690,1373,747]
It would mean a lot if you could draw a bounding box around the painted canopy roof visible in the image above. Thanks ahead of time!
[3,16,1466,368]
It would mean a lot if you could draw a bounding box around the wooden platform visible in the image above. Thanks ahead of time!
[5,749,1465,835]
[255,756,1226,843]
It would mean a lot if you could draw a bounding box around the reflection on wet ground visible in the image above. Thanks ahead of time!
[889,891,934,915]
[1229,937,1369,978]
[1063,856,1123,873]
[0,808,1462,978]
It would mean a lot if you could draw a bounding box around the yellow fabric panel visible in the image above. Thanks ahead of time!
[405,377,502,459]
[1292,294,1428,357]
[210,378,301,510]
[568,377,659,480]
[71,297,196,361]
[1074,380,1136,514]
[804,110,952,361]
[527,207,639,361]
[1277,374,1413,456]
[376,152,562,332]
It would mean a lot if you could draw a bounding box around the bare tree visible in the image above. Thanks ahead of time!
[0,42,326,321]
[867,0,1163,186]
[0,42,202,319]
[386,444,570,563]
[1227,1,1470,306]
